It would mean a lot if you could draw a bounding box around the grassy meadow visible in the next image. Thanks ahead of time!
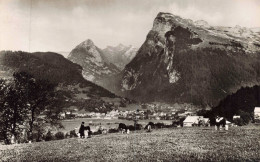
[1,125,260,162]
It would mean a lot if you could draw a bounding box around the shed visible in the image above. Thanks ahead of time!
[183,116,201,127]
[233,115,240,120]
[254,107,260,119]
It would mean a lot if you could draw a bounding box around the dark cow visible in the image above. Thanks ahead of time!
[145,122,155,132]
[118,123,127,134]
[215,117,226,130]
[154,123,165,129]
[145,122,155,129]
[126,125,135,131]
[134,123,143,130]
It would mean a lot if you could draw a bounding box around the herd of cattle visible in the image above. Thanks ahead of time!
[79,122,170,138]
[115,122,171,134]
[78,117,229,138]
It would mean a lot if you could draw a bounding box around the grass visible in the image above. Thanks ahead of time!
[1,126,260,162]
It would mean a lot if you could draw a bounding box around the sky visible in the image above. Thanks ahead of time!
[0,0,260,55]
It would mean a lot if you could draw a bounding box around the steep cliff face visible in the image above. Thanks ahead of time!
[68,39,120,87]
[102,44,138,70]
[120,12,260,107]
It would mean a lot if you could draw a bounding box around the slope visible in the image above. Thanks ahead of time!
[0,50,126,112]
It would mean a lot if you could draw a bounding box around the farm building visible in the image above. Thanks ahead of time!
[233,115,240,120]
[254,107,260,120]
[183,116,202,127]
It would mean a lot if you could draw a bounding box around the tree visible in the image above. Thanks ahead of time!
[12,72,64,141]
[0,72,64,143]
[0,79,27,144]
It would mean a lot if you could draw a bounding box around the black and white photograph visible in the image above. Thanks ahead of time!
[0,0,260,161]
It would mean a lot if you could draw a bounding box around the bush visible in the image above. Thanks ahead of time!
[65,132,70,138]
[69,130,78,138]
[55,132,65,140]
[45,131,54,141]
[233,118,243,126]
[32,132,45,142]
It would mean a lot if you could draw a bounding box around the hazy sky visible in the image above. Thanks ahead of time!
[0,0,260,54]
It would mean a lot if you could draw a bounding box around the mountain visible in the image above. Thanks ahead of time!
[102,44,138,70]
[0,50,129,112]
[55,51,70,57]
[117,12,260,107]
[67,39,120,87]
[212,85,260,120]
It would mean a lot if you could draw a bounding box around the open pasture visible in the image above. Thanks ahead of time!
[1,126,259,162]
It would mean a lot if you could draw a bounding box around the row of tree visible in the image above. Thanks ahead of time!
[0,72,64,144]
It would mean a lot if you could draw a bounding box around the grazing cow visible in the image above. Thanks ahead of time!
[145,122,155,129]
[127,125,135,131]
[145,122,155,132]
[147,125,152,132]
[215,116,226,130]
[85,126,92,137]
[118,123,127,134]
[134,123,143,130]
[102,129,108,134]
[154,123,165,129]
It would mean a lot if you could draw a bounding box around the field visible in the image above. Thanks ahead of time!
[60,118,173,133]
[1,126,260,162]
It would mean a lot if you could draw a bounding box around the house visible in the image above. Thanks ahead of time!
[254,107,260,120]
[183,116,202,127]
[77,109,90,117]
[184,111,194,115]
[70,111,78,118]
[59,112,66,119]
[233,115,240,120]
[178,113,187,117]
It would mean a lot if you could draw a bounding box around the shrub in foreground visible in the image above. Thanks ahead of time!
[45,131,54,141]
[55,132,65,140]
[69,130,78,138]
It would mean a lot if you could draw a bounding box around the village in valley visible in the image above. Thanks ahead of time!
[57,103,260,128]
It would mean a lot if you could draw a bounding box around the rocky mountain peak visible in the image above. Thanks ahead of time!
[68,39,120,86]
[102,44,138,70]
[116,43,127,50]
[115,12,260,107]
[194,20,210,28]
[68,39,103,63]
[78,39,95,47]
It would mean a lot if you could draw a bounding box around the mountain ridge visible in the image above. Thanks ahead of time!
[115,12,260,107]
[0,50,129,112]
[102,44,138,70]
[67,39,120,86]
